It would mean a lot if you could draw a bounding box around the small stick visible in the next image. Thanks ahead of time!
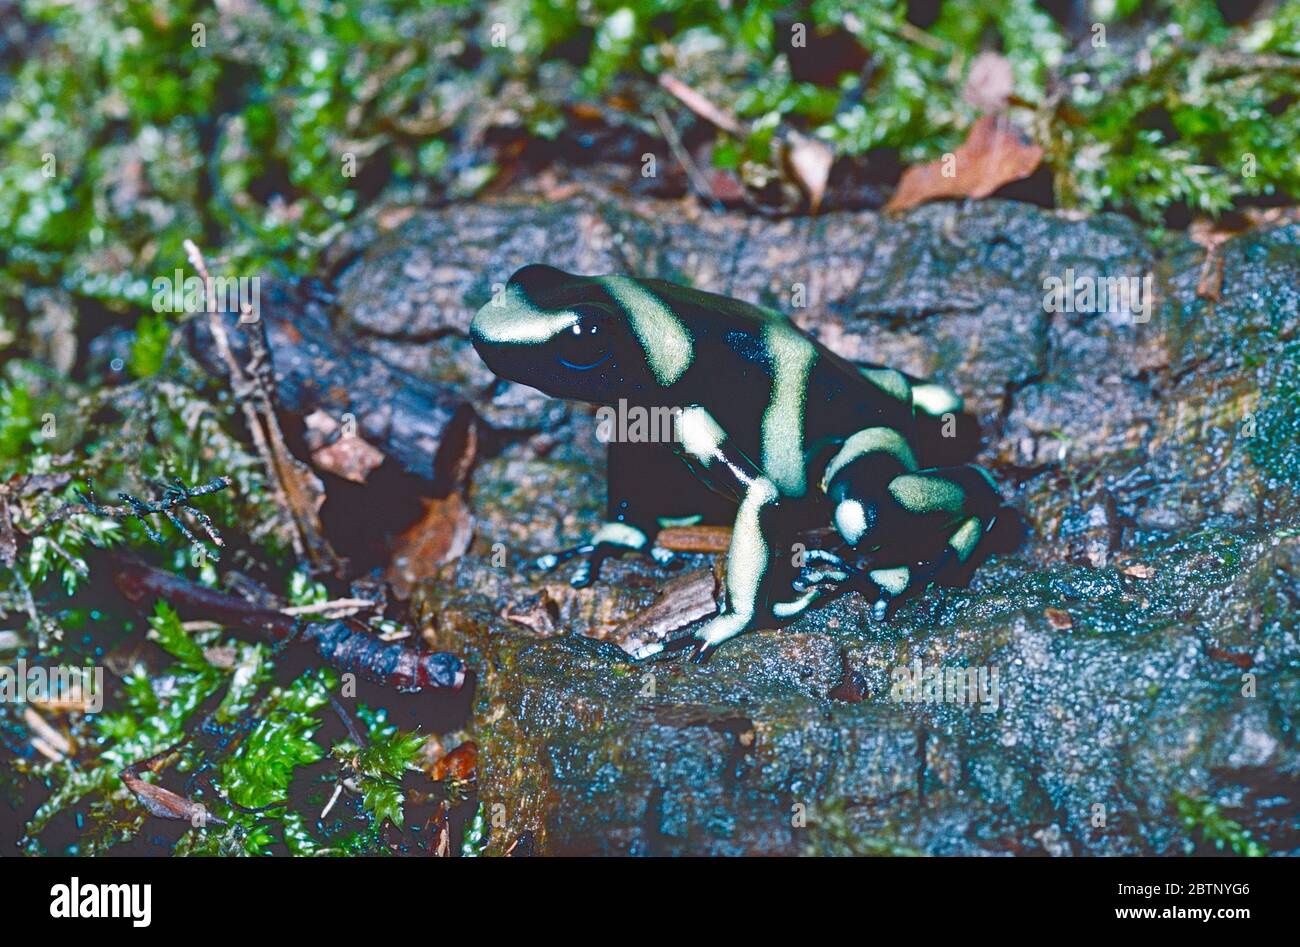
[652,107,722,208]
[658,73,745,136]
[184,240,341,573]
[281,598,376,617]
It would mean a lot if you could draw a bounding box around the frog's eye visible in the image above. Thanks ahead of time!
[554,308,612,371]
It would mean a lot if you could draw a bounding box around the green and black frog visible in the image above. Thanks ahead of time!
[471,265,1016,661]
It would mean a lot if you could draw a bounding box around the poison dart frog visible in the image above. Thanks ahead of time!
[471,265,1013,662]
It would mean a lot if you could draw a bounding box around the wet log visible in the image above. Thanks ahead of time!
[184,278,477,494]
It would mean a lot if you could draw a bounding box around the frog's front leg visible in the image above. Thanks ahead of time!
[534,521,663,588]
[633,406,789,663]
[538,435,733,587]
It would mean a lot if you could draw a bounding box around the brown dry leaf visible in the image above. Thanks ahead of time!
[783,131,834,213]
[377,205,418,231]
[1121,563,1155,579]
[304,410,386,484]
[658,72,744,136]
[429,799,452,857]
[382,492,473,598]
[267,421,335,566]
[120,770,225,824]
[886,115,1042,212]
[1045,607,1073,631]
[24,708,72,758]
[608,568,718,657]
[431,741,477,782]
[707,167,748,203]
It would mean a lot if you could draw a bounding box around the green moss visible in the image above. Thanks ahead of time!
[1174,793,1268,856]
[803,798,924,856]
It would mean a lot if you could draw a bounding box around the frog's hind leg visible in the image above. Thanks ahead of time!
[821,426,918,547]
[861,464,1005,616]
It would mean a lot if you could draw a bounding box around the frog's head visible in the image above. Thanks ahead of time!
[471,265,692,405]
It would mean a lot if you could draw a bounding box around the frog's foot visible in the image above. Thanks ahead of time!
[534,522,677,587]
[628,633,695,662]
[688,612,753,664]
[846,465,1001,616]
[791,548,854,593]
[788,550,916,622]
[860,513,992,618]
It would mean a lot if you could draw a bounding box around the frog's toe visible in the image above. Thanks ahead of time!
[530,543,593,574]
[630,639,664,661]
[530,542,620,587]
[689,639,720,664]
[792,548,853,592]
[648,545,678,568]
[534,522,656,587]
[689,613,750,663]
[568,552,606,588]
[792,564,851,592]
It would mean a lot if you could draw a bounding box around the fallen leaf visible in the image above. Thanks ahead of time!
[377,205,417,231]
[1121,563,1155,579]
[24,708,72,757]
[658,73,744,136]
[431,741,477,782]
[707,167,748,203]
[783,131,834,213]
[1045,607,1073,631]
[304,409,386,484]
[383,492,473,599]
[428,799,451,856]
[886,115,1042,212]
[120,769,225,825]
[609,568,718,657]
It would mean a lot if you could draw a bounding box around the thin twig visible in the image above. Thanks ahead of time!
[48,476,231,559]
[658,73,745,136]
[652,106,721,208]
[184,239,341,574]
[280,597,376,617]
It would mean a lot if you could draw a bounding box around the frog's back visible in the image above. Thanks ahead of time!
[645,277,980,478]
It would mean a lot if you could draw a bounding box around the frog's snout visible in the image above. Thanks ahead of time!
[469,307,521,382]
